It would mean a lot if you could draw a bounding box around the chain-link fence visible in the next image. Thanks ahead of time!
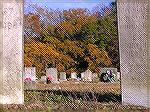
[23,0,122,111]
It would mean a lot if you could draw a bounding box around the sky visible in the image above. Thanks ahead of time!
[24,0,116,13]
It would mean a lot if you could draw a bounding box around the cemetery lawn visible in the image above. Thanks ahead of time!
[0,82,148,112]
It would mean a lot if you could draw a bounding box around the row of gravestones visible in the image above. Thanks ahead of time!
[24,67,120,84]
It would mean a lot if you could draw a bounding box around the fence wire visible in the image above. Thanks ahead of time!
[23,1,121,111]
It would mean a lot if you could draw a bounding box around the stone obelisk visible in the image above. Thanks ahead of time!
[117,0,150,107]
[0,0,24,104]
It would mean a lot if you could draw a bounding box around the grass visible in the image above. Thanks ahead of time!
[0,82,148,112]
[0,90,147,112]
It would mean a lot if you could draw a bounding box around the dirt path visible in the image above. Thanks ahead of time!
[25,82,121,93]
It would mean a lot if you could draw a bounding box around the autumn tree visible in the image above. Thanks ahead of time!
[24,1,119,77]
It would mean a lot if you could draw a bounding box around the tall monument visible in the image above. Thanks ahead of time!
[0,0,24,104]
[117,0,150,107]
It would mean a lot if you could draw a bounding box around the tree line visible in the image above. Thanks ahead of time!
[24,1,119,78]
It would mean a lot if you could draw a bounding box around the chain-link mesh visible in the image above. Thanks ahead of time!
[23,0,121,111]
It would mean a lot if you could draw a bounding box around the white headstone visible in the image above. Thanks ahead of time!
[81,72,85,81]
[59,72,67,81]
[92,73,98,79]
[71,72,77,79]
[24,67,36,81]
[84,69,92,82]
[92,73,98,78]
[117,0,150,107]
[81,72,84,78]
[46,68,59,83]
[92,73,99,82]
[0,0,23,104]
[40,76,47,84]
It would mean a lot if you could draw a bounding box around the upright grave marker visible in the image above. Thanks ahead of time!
[0,0,23,104]
[24,67,36,81]
[59,72,67,81]
[71,72,77,79]
[40,76,47,84]
[117,0,150,107]
[81,72,85,81]
[84,69,92,82]
[24,67,37,90]
[46,68,59,83]
[92,73,98,82]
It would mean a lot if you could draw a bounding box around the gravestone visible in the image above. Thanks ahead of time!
[71,72,77,79]
[46,68,59,83]
[92,73,99,83]
[40,76,47,84]
[81,72,85,81]
[59,72,67,81]
[92,73,98,79]
[84,69,92,82]
[81,72,84,78]
[117,0,150,107]
[0,0,23,104]
[24,67,37,90]
[24,67,36,81]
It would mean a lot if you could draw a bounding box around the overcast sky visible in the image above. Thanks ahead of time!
[24,0,116,13]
